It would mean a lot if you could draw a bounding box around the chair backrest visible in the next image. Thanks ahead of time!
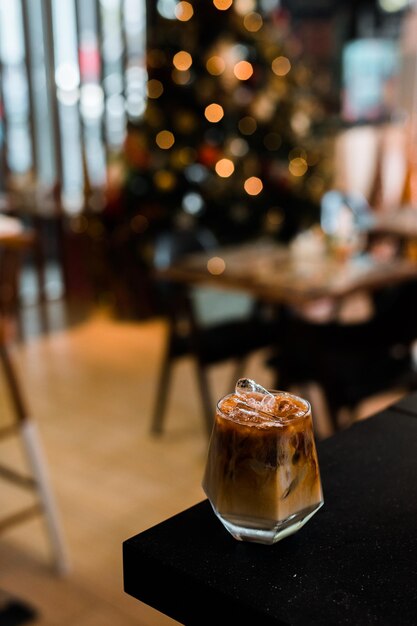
[152,227,219,324]
[154,228,218,270]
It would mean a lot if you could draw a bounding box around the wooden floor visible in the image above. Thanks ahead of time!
[0,300,407,625]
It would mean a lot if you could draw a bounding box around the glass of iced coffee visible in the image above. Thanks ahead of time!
[202,378,323,545]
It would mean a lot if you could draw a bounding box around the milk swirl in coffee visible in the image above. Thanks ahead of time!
[202,379,324,544]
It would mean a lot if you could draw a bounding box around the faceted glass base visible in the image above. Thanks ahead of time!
[211,501,324,545]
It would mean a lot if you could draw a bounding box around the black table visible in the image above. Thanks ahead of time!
[123,393,417,625]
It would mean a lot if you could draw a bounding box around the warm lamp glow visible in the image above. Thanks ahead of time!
[215,158,235,177]
[244,176,263,195]
[206,55,226,76]
[213,0,233,10]
[272,56,291,77]
[147,79,163,99]
[156,130,175,149]
[205,103,224,123]
[234,60,254,81]
[175,1,194,21]
[173,50,193,71]
[207,256,226,275]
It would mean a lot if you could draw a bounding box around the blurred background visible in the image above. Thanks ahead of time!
[1,1,417,625]
[0,0,416,318]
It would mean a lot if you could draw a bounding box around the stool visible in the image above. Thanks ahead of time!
[0,232,69,574]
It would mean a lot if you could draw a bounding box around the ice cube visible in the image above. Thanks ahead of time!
[235,378,271,397]
[235,378,275,414]
[260,393,276,414]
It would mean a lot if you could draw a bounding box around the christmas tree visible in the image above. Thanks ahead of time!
[101,0,335,318]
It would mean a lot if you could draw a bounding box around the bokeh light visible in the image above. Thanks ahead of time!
[207,256,226,275]
[215,158,235,177]
[289,157,308,177]
[157,0,178,19]
[147,79,164,99]
[206,56,226,76]
[205,103,224,122]
[80,84,104,119]
[156,130,175,149]
[183,192,204,214]
[291,111,310,135]
[229,137,249,156]
[173,50,193,71]
[213,0,233,10]
[272,56,291,77]
[175,1,194,21]
[234,60,254,81]
[243,12,263,32]
[244,177,263,195]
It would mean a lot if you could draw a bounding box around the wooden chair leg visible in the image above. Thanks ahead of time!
[151,349,173,435]
[0,344,69,574]
[194,361,214,437]
[0,345,27,423]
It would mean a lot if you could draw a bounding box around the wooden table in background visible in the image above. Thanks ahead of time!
[370,206,417,240]
[156,240,417,308]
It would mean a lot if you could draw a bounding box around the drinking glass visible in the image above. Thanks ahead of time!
[202,382,324,545]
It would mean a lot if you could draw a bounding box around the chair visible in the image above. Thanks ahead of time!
[268,280,417,432]
[150,227,278,436]
[0,233,69,573]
